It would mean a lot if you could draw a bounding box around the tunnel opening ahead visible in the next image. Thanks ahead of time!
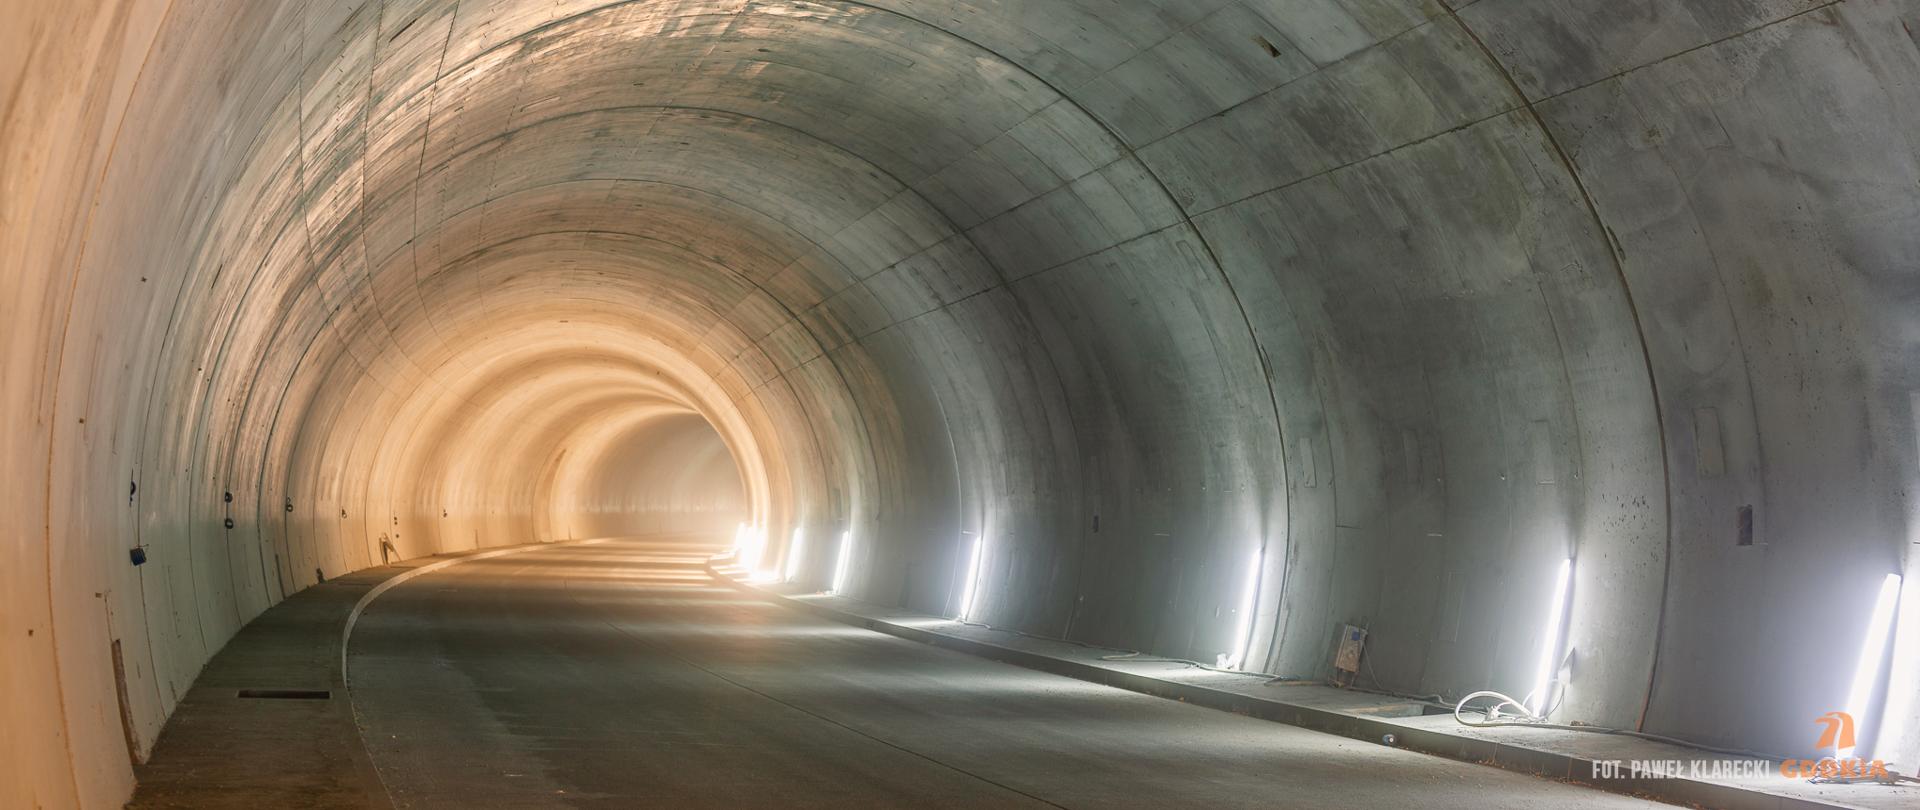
[7,1,1920,807]
[545,410,749,541]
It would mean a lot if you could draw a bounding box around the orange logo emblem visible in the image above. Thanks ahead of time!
[1781,712,1888,781]
[1814,711,1856,751]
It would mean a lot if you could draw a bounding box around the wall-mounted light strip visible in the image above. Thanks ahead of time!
[750,530,782,582]
[1229,546,1265,670]
[1529,558,1573,717]
[755,526,780,581]
[958,535,985,621]
[1844,573,1902,758]
[785,528,806,582]
[1879,574,1918,767]
[736,523,766,573]
[831,530,854,595]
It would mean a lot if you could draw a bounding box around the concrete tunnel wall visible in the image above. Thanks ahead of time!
[6,0,1920,806]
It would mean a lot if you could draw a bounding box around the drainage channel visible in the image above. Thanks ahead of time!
[236,689,332,700]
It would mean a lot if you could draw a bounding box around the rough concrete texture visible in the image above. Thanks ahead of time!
[6,1,1920,807]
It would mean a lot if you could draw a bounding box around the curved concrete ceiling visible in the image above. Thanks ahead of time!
[8,0,1920,805]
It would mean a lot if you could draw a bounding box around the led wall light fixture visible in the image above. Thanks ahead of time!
[751,526,780,581]
[1878,574,1919,767]
[1227,546,1264,671]
[785,528,805,582]
[831,530,853,595]
[1529,558,1573,717]
[735,523,763,571]
[1843,573,1903,758]
[958,534,985,621]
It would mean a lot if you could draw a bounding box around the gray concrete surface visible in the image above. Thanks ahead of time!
[738,570,1920,810]
[128,556,425,809]
[344,537,1662,808]
[8,2,1920,806]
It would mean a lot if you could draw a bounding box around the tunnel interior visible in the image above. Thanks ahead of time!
[7,1,1920,806]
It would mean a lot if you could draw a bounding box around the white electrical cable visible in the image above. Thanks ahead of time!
[1451,683,1796,764]
[1454,689,1545,727]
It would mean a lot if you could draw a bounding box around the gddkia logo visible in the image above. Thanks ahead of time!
[1814,711,1855,751]
[1591,712,1895,783]
[1780,712,1889,780]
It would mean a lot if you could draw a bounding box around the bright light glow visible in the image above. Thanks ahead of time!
[753,526,776,580]
[1880,576,1920,767]
[958,535,985,620]
[1843,573,1903,758]
[736,524,768,572]
[1529,558,1574,717]
[785,528,806,582]
[1228,546,1265,670]
[831,530,854,595]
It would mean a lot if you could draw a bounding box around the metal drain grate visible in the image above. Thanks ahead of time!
[236,688,331,700]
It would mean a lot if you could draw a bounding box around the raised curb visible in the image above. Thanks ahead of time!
[707,562,1852,810]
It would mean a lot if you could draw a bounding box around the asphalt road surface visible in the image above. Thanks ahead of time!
[346,536,1660,809]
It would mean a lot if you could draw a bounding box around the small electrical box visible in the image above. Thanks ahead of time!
[1334,624,1366,681]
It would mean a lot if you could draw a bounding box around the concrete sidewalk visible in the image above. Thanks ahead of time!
[128,542,569,809]
[711,562,1918,810]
